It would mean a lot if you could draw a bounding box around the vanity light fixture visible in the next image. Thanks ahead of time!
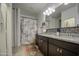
[49,10,52,15]
[48,7,55,13]
[43,10,49,16]
[43,12,46,15]
[45,10,49,13]
[43,7,55,16]
[48,8,53,14]
[47,12,50,16]
[45,10,49,16]
[48,8,52,11]
[46,9,50,16]
[43,9,49,16]
[52,8,55,12]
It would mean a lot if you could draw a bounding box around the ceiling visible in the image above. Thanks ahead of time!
[13,3,76,18]
[13,3,48,16]
[13,3,61,17]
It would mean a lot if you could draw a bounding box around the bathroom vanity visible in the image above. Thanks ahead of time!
[35,3,79,56]
[36,33,79,56]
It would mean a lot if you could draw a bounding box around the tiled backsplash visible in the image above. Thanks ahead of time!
[46,28,58,33]
[46,27,79,37]
[60,27,79,33]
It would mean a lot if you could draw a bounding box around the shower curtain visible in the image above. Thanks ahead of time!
[20,17,37,44]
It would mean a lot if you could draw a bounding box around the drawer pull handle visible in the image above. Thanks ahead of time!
[60,49,63,53]
[40,40,43,42]
[57,48,60,52]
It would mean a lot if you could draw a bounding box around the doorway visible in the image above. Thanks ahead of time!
[20,16,37,45]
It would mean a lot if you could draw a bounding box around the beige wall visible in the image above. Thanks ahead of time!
[0,3,7,55]
[0,3,12,56]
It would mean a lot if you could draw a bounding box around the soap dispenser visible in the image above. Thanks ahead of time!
[57,28,60,36]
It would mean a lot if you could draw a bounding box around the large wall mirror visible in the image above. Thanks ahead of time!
[63,17,75,27]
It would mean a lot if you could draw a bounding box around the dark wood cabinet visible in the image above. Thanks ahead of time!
[49,43,54,56]
[36,35,48,56]
[36,34,39,45]
[62,48,76,56]
[36,34,79,56]
[38,39,43,53]
[49,43,62,56]
[36,35,43,51]
[49,43,76,56]
[42,40,48,55]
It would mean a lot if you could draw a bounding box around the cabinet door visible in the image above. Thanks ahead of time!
[62,49,77,56]
[49,44,61,56]
[49,43,54,56]
[42,41,48,56]
[36,36,39,45]
[53,45,62,56]
[39,39,43,53]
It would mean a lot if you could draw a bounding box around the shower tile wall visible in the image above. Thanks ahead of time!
[21,18,37,44]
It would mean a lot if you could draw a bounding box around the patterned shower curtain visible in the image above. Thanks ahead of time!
[20,17,37,44]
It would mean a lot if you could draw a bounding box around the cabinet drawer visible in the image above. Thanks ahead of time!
[49,43,77,56]
[38,35,48,42]
[49,38,54,44]
[62,48,77,56]
[53,39,79,54]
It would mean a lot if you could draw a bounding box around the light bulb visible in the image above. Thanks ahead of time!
[43,12,46,15]
[48,8,52,11]
[45,10,50,16]
[46,10,48,13]
[52,8,55,12]
[48,8,52,14]
[47,12,50,16]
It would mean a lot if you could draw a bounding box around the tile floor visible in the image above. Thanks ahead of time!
[13,44,43,56]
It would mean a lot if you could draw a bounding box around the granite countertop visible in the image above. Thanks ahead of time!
[38,33,79,44]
